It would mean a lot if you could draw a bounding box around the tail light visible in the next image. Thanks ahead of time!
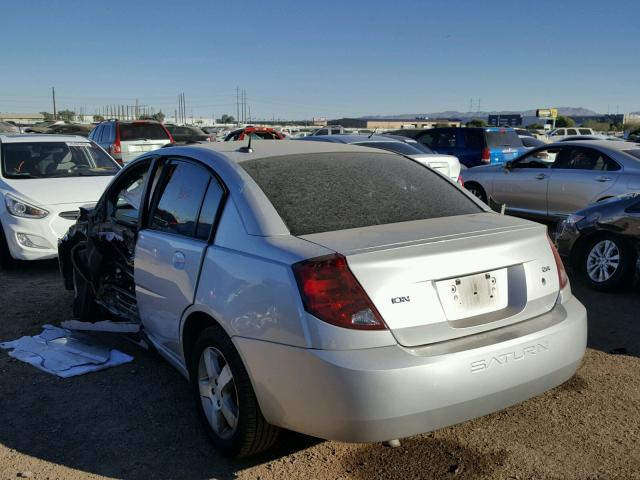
[481,147,491,164]
[110,123,122,159]
[292,254,387,330]
[457,175,464,187]
[548,237,568,289]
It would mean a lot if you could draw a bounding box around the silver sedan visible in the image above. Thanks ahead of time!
[59,141,586,457]
[462,140,640,219]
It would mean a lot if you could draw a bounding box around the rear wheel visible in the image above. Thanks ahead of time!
[465,182,487,203]
[190,325,279,457]
[580,234,636,292]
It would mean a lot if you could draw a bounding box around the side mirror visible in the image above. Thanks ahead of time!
[504,161,513,170]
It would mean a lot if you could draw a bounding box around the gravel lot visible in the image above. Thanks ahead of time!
[1,260,639,480]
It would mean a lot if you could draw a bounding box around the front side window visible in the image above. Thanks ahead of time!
[150,161,210,237]
[514,148,560,168]
[1,141,120,179]
[111,162,150,225]
[240,152,481,236]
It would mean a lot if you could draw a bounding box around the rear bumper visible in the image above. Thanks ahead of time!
[235,295,587,442]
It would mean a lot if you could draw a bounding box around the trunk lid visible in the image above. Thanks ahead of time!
[300,213,560,347]
[120,139,169,163]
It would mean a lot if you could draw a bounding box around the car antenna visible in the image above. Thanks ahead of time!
[368,128,378,139]
[238,133,253,153]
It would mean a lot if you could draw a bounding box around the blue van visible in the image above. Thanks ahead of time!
[386,127,527,168]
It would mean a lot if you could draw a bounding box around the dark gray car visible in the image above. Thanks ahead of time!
[556,193,640,291]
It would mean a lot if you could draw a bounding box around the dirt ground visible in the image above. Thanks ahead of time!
[1,260,639,480]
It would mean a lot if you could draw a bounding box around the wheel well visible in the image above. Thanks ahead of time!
[181,311,222,369]
[596,196,613,202]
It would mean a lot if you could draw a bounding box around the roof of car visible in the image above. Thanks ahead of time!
[303,134,401,144]
[160,139,383,163]
[549,139,640,151]
[0,133,92,143]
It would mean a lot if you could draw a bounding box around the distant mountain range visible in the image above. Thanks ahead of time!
[362,107,601,119]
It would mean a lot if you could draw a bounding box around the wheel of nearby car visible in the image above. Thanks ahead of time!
[190,325,279,457]
[0,222,17,269]
[72,265,98,320]
[465,182,487,203]
[580,234,636,292]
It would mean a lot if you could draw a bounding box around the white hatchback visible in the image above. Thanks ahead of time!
[0,134,120,266]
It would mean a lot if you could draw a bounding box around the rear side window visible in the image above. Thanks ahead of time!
[624,149,640,160]
[150,161,210,237]
[464,130,484,150]
[240,152,481,236]
[119,123,169,141]
[579,129,593,134]
[485,130,523,148]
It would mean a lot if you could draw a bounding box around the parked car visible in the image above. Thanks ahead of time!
[461,140,640,220]
[0,134,121,267]
[556,135,623,142]
[88,120,174,164]
[223,127,284,141]
[0,121,20,134]
[47,124,93,137]
[299,134,462,184]
[165,125,213,144]
[556,193,640,291]
[23,120,66,133]
[520,136,546,149]
[547,128,595,141]
[59,140,585,458]
[387,127,527,167]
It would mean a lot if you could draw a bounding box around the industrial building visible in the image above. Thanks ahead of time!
[328,117,461,129]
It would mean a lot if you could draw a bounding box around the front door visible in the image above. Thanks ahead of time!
[134,158,225,355]
[491,146,560,216]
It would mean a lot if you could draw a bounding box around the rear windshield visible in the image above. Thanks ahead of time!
[119,123,169,141]
[1,141,120,179]
[240,152,481,236]
[486,130,524,148]
[624,150,640,160]
[356,141,424,156]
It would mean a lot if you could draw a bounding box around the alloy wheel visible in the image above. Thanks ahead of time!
[586,239,620,283]
[198,346,239,439]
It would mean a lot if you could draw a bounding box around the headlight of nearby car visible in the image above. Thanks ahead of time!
[4,193,49,219]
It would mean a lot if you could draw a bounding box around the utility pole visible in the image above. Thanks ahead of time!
[236,87,240,126]
[52,87,57,120]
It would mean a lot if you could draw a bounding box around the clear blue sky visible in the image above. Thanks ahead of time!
[1,0,638,119]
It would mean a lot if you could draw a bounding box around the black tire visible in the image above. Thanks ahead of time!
[72,266,98,320]
[465,182,487,203]
[580,234,636,292]
[0,223,17,269]
[189,325,279,458]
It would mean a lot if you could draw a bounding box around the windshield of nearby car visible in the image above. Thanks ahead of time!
[624,149,640,160]
[1,141,120,179]
[486,130,524,148]
[119,123,169,141]
[240,152,481,236]
[355,141,424,156]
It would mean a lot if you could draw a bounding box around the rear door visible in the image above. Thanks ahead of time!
[546,146,622,217]
[134,157,226,354]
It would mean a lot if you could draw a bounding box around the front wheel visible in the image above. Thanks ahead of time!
[190,326,279,457]
[581,234,636,292]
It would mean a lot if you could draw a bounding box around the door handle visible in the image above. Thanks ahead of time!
[172,251,186,270]
[595,176,612,182]
[535,174,546,180]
